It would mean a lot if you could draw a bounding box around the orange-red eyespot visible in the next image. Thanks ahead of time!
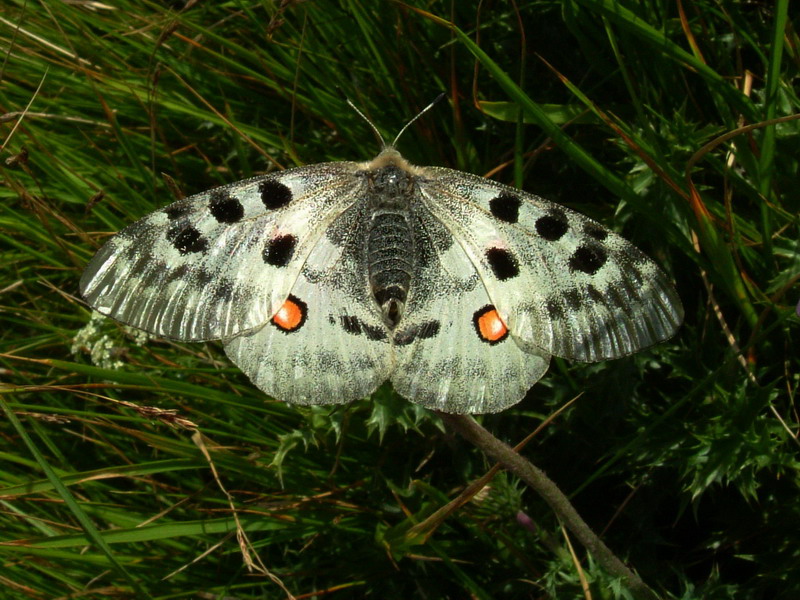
[473,305,509,345]
[271,295,307,333]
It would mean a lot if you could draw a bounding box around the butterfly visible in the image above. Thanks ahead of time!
[80,107,682,414]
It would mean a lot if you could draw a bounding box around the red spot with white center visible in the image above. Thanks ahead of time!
[473,305,509,345]
[271,295,307,333]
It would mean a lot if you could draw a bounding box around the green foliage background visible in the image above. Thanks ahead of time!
[1,1,798,598]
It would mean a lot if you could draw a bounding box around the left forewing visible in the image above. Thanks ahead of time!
[80,162,362,341]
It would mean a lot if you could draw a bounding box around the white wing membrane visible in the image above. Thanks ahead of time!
[419,167,683,362]
[80,163,362,341]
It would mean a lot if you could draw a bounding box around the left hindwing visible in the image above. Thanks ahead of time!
[419,167,683,362]
[224,204,393,405]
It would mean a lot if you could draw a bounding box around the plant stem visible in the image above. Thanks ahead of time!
[438,413,659,600]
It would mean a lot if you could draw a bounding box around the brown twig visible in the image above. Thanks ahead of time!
[438,413,659,600]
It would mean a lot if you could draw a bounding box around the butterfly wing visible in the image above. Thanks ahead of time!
[418,167,683,362]
[224,204,393,404]
[80,162,364,341]
[80,147,681,412]
[390,209,550,414]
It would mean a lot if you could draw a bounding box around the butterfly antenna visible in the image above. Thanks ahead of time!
[391,92,446,148]
[345,96,387,150]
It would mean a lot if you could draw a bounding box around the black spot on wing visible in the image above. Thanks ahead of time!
[535,211,569,241]
[164,203,191,221]
[209,191,244,223]
[586,284,604,303]
[260,179,293,210]
[263,234,297,267]
[394,320,441,346]
[339,315,388,341]
[564,289,582,311]
[485,247,519,281]
[569,244,607,275]
[416,321,441,340]
[489,193,521,223]
[166,224,207,255]
[546,298,565,320]
[340,315,361,335]
[584,223,608,241]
